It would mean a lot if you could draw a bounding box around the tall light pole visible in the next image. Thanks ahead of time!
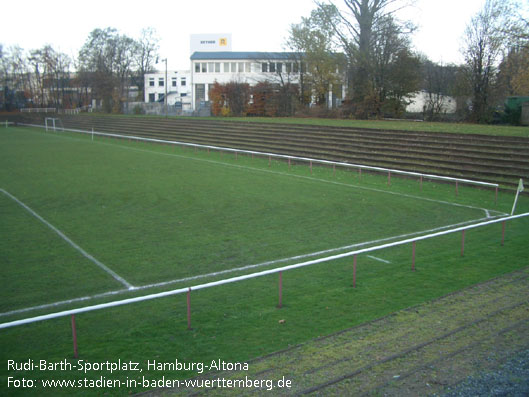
[163,58,168,118]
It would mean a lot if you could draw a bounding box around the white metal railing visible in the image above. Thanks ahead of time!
[18,122,500,192]
[20,108,57,113]
[1,212,527,330]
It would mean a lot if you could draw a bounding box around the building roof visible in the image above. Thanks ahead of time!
[190,51,303,61]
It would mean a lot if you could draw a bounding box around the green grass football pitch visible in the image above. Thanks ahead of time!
[1,126,528,395]
[0,125,508,313]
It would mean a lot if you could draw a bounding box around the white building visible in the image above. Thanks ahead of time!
[406,90,457,114]
[144,34,345,113]
[144,70,192,112]
[190,51,309,110]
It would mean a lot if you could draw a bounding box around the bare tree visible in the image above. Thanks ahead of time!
[287,4,346,108]
[133,28,160,101]
[316,0,416,118]
[461,0,514,123]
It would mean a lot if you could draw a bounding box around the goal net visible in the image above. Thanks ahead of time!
[44,117,64,132]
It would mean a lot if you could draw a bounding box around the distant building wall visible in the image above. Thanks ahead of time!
[406,90,457,114]
[522,102,529,126]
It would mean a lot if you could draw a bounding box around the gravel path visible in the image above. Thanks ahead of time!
[440,348,529,397]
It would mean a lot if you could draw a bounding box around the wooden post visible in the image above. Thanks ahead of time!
[420,175,423,190]
[455,181,459,196]
[310,160,312,174]
[353,255,357,288]
[388,171,391,186]
[71,314,78,359]
[412,241,416,271]
[278,272,283,308]
[461,229,465,256]
[187,288,192,330]
[501,221,506,246]
[495,186,498,205]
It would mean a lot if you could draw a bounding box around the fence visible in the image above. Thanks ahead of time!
[20,108,57,113]
[17,121,501,202]
[1,212,528,359]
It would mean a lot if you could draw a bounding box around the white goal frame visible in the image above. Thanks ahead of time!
[44,117,64,132]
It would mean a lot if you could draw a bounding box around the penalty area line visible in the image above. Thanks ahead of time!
[0,188,134,290]
[0,214,502,318]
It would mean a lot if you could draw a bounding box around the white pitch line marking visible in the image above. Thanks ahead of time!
[0,188,134,290]
[36,130,503,218]
[91,137,503,218]
[1,214,503,318]
[367,255,392,264]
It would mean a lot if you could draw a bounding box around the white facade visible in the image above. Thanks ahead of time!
[144,70,192,111]
[406,90,457,114]
[190,52,319,111]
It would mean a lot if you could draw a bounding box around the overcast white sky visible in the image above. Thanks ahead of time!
[0,0,500,70]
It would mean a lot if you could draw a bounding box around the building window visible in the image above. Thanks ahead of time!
[201,63,207,73]
[149,93,155,102]
[246,63,251,73]
[215,62,221,73]
[224,62,230,73]
[238,62,244,73]
[149,78,155,87]
[286,63,292,73]
[293,62,299,73]
[181,77,186,86]
[158,78,164,87]
[277,63,282,73]
[158,93,164,102]
[208,62,214,73]
[181,93,187,97]
[172,77,177,87]
[231,62,236,73]
[195,63,200,73]
[269,62,276,73]
[261,63,268,73]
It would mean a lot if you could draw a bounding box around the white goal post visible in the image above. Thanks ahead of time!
[44,117,64,132]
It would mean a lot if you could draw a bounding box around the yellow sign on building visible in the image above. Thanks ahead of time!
[219,38,228,46]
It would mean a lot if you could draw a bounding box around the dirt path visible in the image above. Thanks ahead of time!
[141,267,529,396]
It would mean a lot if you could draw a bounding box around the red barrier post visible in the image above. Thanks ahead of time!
[333,164,336,176]
[461,229,465,256]
[310,160,312,174]
[359,168,362,179]
[278,272,283,308]
[412,241,416,271]
[187,288,192,330]
[71,314,78,359]
[288,158,291,170]
[388,171,391,186]
[455,181,459,196]
[495,186,498,205]
[353,255,357,288]
[501,221,506,246]
[269,156,271,167]
[420,175,423,190]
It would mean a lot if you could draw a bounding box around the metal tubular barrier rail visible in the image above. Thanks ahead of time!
[1,212,528,330]
[17,122,500,191]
